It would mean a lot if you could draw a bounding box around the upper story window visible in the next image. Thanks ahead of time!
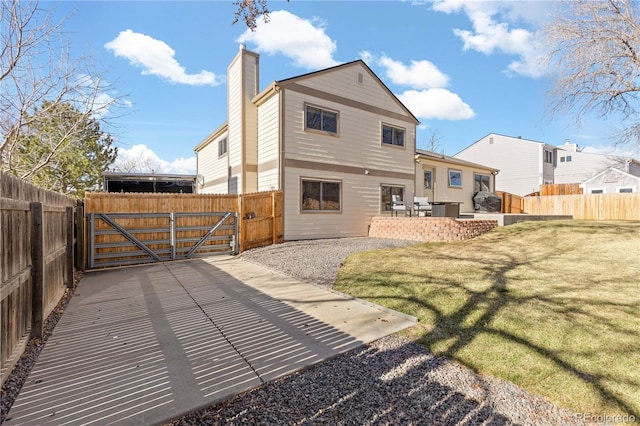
[474,173,491,192]
[382,124,405,147]
[218,138,227,157]
[305,105,338,135]
[544,150,553,164]
[560,155,572,163]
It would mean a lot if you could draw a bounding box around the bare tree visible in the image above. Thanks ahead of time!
[233,0,270,30]
[112,156,158,174]
[543,0,640,149]
[0,0,120,180]
[425,129,442,153]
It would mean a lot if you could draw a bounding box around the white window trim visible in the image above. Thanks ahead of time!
[590,188,605,194]
[617,187,634,193]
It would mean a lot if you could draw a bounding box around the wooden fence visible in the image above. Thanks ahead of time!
[1,173,76,385]
[83,190,284,267]
[524,193,640,220]
[496,191,524,213]
[539,183,583,196]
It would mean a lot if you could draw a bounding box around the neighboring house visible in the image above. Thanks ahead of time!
[195,45,419,240]
[454,133,640,196]
[103,172,197,193]
[414,149,499,213]
[580,167,640,194]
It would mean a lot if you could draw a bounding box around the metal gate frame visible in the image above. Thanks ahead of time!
[87,211,238,269]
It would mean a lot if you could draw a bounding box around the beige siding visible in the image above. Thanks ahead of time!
[280,63,416,239]
[227,55,244,194]
[197,130,229,194]
[282,90,415,176]
[290,65,405,114]
[415,158,495,213]
[284,167,413,240]
[456,134,543,196]
[244,54,259,193]
[257,94,280,191]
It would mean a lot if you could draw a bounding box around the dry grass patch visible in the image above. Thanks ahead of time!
[334,220,640,418]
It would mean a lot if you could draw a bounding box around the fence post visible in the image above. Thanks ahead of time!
[66,206,74,288]
[170,212,176,260]
[75,203,85,271]
[30,202,44,339]
[272,191,277,244]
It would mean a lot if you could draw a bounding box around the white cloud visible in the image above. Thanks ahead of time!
[236,10,339,69]
[113,144,196,174]
[398,89,475,121]
[378,55,449,89]
[105,30,223,86]
[360,51,474,121]
[430,0,548,78]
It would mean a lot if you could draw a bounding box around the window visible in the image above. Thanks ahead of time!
[424,171,432,190]
[544,150,553,164]
[619,188,633,193]
[566,155,572,162]
[474,173,490,192]
[218,138,227,157]
[382,124,405,147]
[560,157,565,163]
[301,179,341,211]
[448,169,462,188]
[381,185,404,212]
[305,105,338,135]
[590,189,604,194]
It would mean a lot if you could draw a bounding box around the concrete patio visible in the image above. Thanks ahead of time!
[5,257,416,425]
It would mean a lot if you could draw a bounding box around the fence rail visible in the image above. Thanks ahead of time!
[524,193,640,220]
[1,174,76,386]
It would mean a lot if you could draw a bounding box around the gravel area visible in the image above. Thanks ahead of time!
[239,237,417,286]
[2,238,583,425]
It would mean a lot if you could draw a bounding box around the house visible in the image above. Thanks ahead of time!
[103,172,197,193]
[580,167,640,194]
[554,139,640,185]
[454,133,640,196]
[414,149,499,213]
[195,45,419,240]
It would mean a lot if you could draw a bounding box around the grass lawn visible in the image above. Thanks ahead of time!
[334,220,640,419]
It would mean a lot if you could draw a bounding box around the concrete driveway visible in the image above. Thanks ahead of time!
[5,257,416,425]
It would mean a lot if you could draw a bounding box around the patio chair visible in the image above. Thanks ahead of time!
[413,196,432,217]
[391,195,409,216]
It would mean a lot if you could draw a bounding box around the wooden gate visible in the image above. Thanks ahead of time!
[87,211,238,269]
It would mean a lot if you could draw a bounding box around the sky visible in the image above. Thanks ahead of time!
[47,0,638,175]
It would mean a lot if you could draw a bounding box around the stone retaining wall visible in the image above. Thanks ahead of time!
[368,217,498,242]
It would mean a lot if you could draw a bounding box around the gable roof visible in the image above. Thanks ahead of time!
[416,149,499,172]
[255,60,419,125]
[455,133,554,156]
[579,166,640,187]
